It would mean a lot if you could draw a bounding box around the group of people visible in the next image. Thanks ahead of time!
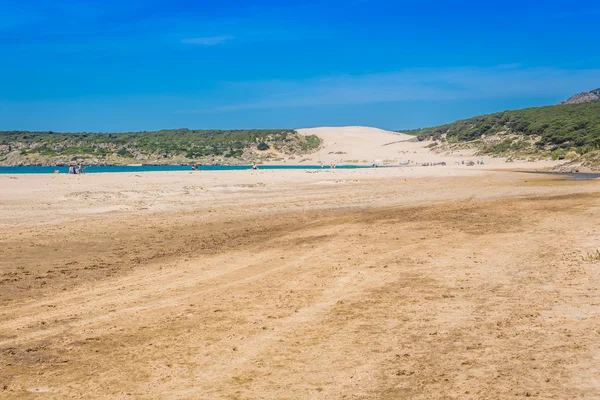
[68,165,83,174]
[420,161,447,166]
[453,160,484,166]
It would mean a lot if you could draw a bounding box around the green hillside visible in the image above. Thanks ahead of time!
[0,129,321,165]
[416,102,600,156]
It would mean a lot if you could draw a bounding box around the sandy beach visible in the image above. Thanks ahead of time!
[3,0,599,395]
[1,164,600,399]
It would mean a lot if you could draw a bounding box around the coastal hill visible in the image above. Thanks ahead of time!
[412,91,600,169]
[0,129,321,166]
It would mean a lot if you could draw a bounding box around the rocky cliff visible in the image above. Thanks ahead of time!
[559,89,600,105]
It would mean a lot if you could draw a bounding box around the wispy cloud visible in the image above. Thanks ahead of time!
[178,65,600,113]
[180,35,234,46]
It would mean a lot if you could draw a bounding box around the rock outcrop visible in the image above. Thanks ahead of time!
[559,89,600,105]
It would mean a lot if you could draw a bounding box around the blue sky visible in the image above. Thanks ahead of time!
[1,0,599,132]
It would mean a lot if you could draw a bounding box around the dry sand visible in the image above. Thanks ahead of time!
[1,165,600,399]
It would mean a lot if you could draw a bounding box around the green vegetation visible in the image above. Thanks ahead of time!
[116,148,134,158]
[416,102,600,155]
[257,142,270,151]
[484,137,529,155]
[0,128,321,165]
[397,128,425,136]
[561,150,600,171]
[302,135,321,151]
[551,149,566,160]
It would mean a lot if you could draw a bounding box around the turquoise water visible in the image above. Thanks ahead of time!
[0,165,367,174]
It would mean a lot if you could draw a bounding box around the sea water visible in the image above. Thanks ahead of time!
[0,165,368,174]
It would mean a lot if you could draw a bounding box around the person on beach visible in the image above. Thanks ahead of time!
[252,163,258,170]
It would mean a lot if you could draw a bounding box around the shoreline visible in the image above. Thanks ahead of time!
[2,165,597,178]
[0,164,372,175]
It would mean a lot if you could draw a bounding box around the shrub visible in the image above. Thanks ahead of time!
[551,149,566,160]
[303,135,321,150]
[565,151,579,160]
[257,142,269,151]
[117,148,134,158]
[489,138,513,154]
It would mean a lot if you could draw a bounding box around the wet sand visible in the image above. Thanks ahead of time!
[1,168,600,399]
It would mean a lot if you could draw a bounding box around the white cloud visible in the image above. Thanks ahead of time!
[180,35,234,45]
[179,65,600,113]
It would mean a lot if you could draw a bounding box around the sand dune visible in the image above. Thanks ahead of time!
[297,126,414,164]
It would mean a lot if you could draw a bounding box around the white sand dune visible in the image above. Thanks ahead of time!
[297,126,414,164]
